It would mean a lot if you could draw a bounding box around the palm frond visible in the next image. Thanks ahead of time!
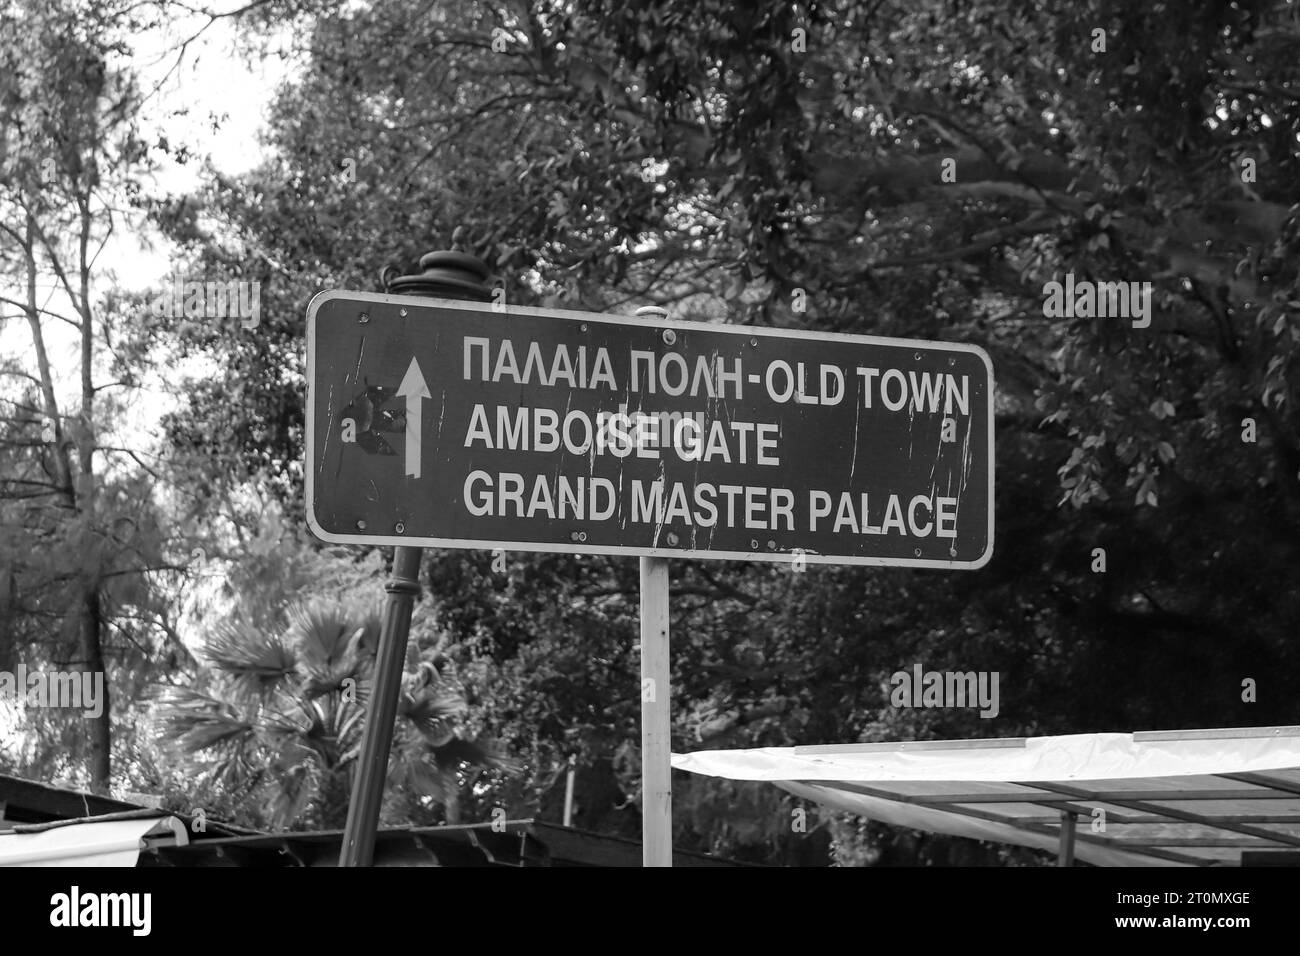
[159,595,517,829]
[288,601,379,666]
[201,617,298,701]
[264,757,318,829]
[432,735,519,775]
[153,685,257,755]
[387,745,457,806]
[397,664,468,747]
[288,601,378,699]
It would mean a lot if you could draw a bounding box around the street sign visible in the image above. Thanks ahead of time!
[305,290,994,568]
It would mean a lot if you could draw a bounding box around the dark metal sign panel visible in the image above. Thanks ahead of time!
[305,291,994,568]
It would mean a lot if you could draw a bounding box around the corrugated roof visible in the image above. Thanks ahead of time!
[141,820,755,867]
[0,774,754,866]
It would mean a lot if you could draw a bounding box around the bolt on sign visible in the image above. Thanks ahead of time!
[305,291,994,567]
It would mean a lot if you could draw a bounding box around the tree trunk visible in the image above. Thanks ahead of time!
[81,586,110,791]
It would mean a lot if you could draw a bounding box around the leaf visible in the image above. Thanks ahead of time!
[202,620,297,699]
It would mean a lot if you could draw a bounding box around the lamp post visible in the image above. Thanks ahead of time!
[338,250,493,867]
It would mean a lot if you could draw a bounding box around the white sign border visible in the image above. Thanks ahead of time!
[305,289,995,570]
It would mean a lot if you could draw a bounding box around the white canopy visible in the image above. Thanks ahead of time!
[0,815,188,867]
[671,726,1300,866]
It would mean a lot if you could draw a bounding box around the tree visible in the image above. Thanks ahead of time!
[0,0,194,791]
[155,594,512,829]
[147,0,1300,862]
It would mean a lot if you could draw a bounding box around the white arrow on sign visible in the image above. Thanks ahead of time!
[395,357,430,478]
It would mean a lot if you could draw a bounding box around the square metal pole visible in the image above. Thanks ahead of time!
[1058,810,1078,867]
[639,555,672,867]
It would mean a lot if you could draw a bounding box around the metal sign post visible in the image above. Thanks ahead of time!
[640,554,672,866]
[338,252,493,868]
[633,304,673,867]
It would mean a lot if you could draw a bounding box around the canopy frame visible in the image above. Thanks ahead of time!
[674,725,1300,866]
